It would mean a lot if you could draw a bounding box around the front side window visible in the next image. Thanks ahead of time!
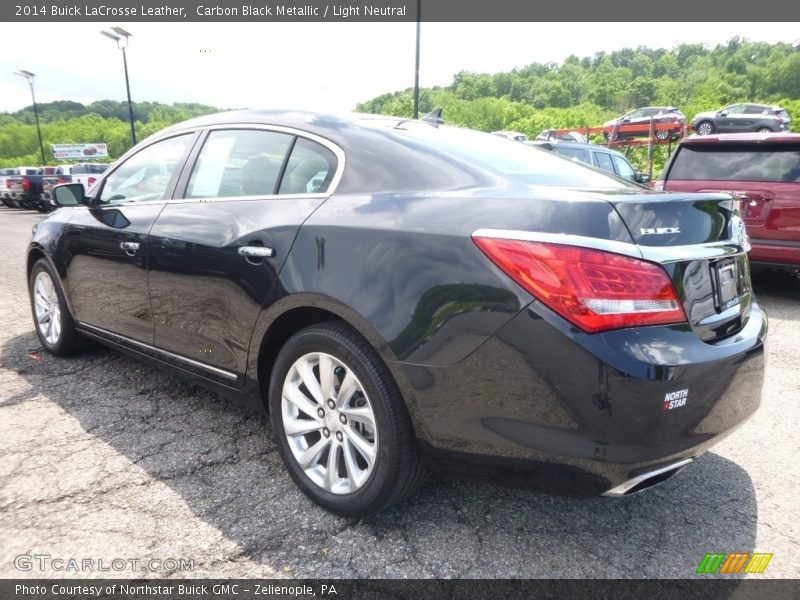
[98,134,193,204]
[186,129,294,198]
[724,104,746,115]
[611,155,637,181]
[593,152,614,174]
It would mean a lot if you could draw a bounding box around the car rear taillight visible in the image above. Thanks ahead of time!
[472,237,686,334]
[88,177,96,186]
[652,180,664,192]
[57,177,67,184]
[22,178,31,191]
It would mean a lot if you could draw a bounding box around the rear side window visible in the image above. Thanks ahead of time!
[409,127,630,188]
[555,147,590,165]
[278,138,337,194]
[187,129,294,198]
[669,145,800,182]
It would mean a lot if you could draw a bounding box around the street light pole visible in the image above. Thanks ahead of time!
[413,0,421,119]
[15,70,46,165]
[101,27,136,145]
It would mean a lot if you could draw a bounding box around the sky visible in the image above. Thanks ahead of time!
[1,22,798,114]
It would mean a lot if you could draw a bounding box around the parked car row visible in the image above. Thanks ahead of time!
[1,163,108,212]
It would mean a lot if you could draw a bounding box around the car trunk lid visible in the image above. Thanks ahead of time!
[604,190,752,342]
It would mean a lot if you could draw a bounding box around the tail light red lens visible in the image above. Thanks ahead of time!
[88,177,96,186]
[22,178,31,192]
[473,237,687,333]
[57,177,67,184]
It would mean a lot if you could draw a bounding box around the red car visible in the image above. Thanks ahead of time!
[657,133,800,269]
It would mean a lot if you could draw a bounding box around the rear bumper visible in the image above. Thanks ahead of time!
[402,301,767,493]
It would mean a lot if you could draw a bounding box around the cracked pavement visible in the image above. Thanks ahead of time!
[0,208,798,579]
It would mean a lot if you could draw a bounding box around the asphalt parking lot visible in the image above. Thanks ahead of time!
[0,207,798,579]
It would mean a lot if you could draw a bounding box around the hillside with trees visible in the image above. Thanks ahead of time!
[2,38,799,174]
[356,38,800,175]
[0,100,219,167]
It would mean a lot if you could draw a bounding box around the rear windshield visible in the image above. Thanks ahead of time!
[411,126,631,188]
[669,144,800,183]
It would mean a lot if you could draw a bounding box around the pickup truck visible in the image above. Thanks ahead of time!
[7,167,54,210]
[0,167,39,208]
[39,163,108,211]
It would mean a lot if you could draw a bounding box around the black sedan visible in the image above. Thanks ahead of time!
[31,110,766,516]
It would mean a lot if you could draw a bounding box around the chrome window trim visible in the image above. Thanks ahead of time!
[86,123,345,206]
[77,322,238,383]
[471,228,747,264]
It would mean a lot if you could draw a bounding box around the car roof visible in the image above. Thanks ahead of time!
[680,132,800,145]
[528,140,631,159]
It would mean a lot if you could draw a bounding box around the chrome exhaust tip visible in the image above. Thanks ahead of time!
[602,458,693,498]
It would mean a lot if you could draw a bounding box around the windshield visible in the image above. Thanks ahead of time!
[410,126,632,188]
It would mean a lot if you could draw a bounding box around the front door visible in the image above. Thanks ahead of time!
[147,127,340,376]
[59,133,198,343]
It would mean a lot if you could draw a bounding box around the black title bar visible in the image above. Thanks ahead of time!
[3,0,800,22]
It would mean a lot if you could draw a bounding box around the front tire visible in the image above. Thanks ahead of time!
[269,322,425,516]
[757,126,773,133]
[29,258,90,356]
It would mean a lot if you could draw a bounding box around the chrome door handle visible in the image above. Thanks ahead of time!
[238,246,275,259]
[120,241,141,254]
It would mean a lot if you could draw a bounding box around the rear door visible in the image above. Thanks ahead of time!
[147,126,341,379]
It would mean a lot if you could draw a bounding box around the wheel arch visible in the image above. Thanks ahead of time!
[248,294,426,436]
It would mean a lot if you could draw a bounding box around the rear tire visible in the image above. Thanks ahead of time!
[696,121,714,135]
[268,321,425,516]
[757,126,772,133]
[29,258,90,356]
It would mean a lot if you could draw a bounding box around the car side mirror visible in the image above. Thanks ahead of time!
[621,117,631,123]
[719,110,728,117]
[53,183,86,207]
[638,174,651,184]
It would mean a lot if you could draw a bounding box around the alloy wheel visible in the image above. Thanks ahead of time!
[697,122,713,135]
[33,270,62,345]
[281,352,378,495]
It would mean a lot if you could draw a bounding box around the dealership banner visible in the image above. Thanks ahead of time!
[51,143,108,160]
[3,0,800,21]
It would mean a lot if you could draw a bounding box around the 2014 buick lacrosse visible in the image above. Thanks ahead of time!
[29,110,766,516]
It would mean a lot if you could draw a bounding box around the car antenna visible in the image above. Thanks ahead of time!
[393,107,444,129]
[421,108,444,127]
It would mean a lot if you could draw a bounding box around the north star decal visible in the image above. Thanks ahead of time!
[663,389,688,410]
